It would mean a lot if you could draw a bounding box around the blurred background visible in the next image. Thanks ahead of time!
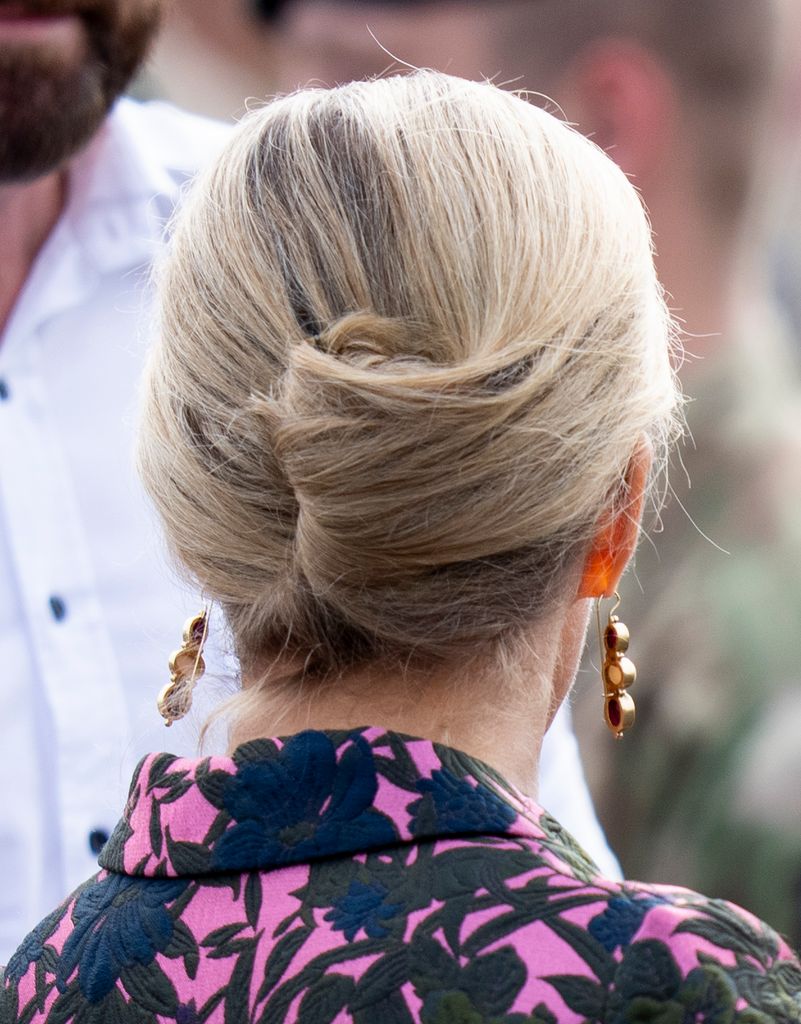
[136,0,801,945]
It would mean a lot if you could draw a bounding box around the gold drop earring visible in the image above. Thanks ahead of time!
[596,592,636,739]
[157,609,209,727]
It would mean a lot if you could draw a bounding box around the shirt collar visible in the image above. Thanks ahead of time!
[55,98,205,282]
[99,727,597,880]
[4,99,228,345]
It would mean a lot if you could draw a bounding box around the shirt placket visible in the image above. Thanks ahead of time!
[0,225,130,922]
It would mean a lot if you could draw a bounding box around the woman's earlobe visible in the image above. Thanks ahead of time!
[577,549,613,600]
[576,439,651,600]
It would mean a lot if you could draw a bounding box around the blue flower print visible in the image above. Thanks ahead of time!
[213,731,398,871]
[176,999,200,1024]
[5,896,70,982]
[324,880,403,941]
[6,929,46,983]
[588,895,664,952]
[56,873,188,1004]
[408,768,516,837]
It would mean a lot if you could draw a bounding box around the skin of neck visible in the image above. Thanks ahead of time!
[229,594,594,799]
[0,169,67,335]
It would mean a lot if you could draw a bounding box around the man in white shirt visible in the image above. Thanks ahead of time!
[0,0,618,960]
[0,0,234,959]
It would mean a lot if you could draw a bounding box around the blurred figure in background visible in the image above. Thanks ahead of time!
[0,0,229,960]
[275,0,801,942]
[139,0,283,119]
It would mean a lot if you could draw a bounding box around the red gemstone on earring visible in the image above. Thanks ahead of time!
[605,625,618,650]
[607,698,621,729]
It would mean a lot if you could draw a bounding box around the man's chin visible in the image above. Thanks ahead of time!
[0,56,109,182]
[0,0,160,183]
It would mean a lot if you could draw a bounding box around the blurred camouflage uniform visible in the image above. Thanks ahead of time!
[574,294,801,945]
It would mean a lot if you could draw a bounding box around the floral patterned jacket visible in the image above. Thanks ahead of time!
[3,727,801,1024]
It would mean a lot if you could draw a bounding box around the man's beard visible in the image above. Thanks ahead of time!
[0,0,161,183]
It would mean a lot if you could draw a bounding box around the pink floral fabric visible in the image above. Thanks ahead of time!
[3,727,800,1023]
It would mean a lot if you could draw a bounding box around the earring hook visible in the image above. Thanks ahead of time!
[190,604,210,685]
[595,597,605,668]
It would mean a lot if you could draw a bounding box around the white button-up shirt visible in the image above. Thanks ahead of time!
[0,100,230,958]
[0,97,617,960]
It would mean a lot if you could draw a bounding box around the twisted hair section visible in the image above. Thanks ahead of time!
[139,71,682,680]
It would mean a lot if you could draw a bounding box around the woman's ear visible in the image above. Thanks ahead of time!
[577,440,652,599]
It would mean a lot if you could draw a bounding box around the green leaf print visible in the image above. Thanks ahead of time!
[462,948,527,1017]
[545,974,606,1021]
[296,973,355,1024]
[244,873,262,930]
[223,941,258,1024]
[675,905,777,968]
[165,827,212,875]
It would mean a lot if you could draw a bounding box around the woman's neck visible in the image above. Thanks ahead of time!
[227,599,591,798]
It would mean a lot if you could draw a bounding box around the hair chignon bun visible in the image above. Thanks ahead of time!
[139,71,681,677]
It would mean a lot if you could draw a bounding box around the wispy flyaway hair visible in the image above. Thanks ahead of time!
[139,71,682,678]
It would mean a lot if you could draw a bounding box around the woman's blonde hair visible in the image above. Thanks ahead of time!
[139,71,681,681]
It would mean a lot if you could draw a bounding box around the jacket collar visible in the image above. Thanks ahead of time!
[100,727,595,880]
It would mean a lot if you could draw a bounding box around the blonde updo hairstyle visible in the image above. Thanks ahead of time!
[139,71,680,690]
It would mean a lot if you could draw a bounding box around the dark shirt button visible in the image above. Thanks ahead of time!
[49,595,67,621]
[0,379,8,401]
[88,829,109,856]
